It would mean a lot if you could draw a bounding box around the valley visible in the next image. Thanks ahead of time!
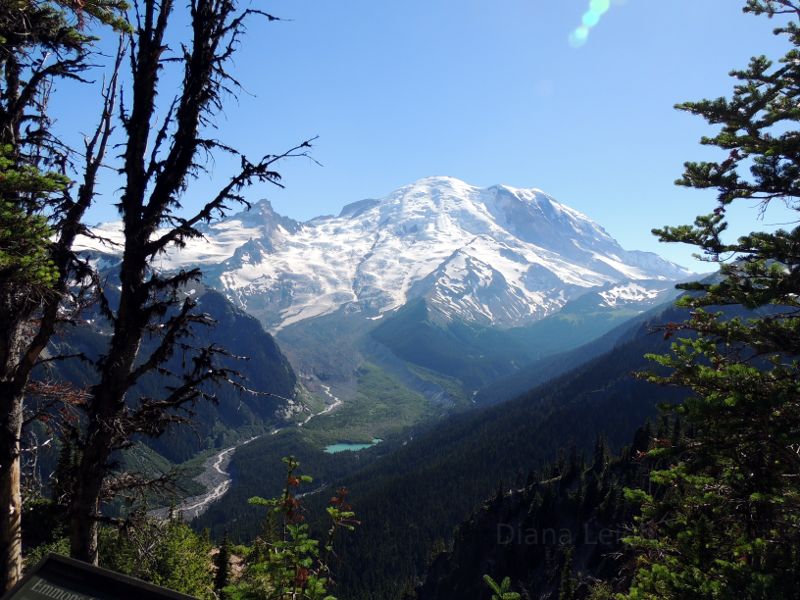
[193,294,692,598]
[78,177,687,402]
[150,382,351,519]
[73,177,689,440]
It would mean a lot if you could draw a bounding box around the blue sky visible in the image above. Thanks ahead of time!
[64,1,795,270]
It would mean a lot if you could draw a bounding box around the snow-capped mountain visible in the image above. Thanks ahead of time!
[80,176,690,331]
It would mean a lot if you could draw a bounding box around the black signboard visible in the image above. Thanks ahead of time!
[2,554,197,600]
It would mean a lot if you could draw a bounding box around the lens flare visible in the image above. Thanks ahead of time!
[569,0,620,48]
[590,0,610,13]
[568,25,590,48]
[582,11,600,27]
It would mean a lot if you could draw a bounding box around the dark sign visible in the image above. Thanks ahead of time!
[2,554,197,600]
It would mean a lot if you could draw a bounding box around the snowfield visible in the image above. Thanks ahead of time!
[78,176,691,330]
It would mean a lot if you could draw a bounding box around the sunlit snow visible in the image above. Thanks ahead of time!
[77,176,691,330]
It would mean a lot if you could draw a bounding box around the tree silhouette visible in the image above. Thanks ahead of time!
[63,0,312,564]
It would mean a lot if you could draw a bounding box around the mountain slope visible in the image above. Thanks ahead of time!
[417,426,656,600]
[312,303,689,599]
[369,280,682,393]
[474,287,683,405]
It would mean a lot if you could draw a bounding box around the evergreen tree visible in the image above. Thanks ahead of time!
[592,434,608,473]
[622,1,800,597]
[51,435,76,506]
[99,515,215,599]
[0,153,62,288]
[215,531,232,598]
[558,546,576,600]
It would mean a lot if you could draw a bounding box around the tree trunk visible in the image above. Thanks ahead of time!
[68,496,99,565]
[0,292,30,593]
[68,445,106,565]
[0,388,22,592]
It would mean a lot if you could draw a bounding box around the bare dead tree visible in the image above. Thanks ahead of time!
[65,0,313,564]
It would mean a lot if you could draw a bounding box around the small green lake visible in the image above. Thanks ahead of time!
[324,439,383,454]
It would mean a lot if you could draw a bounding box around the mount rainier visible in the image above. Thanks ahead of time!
[85,175,690,334]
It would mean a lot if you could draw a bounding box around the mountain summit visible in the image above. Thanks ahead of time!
[82,176,690,331]
[209,176,688,330]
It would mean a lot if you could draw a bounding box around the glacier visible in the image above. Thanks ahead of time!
[78,176,691,331]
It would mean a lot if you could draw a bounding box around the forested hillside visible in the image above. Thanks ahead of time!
[325,305,686,599]
[472,298,675,406]
[417,422,662,599]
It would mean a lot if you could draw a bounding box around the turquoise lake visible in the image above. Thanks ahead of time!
[324,439,383,454]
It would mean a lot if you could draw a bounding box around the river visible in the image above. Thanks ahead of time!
[151,387,342,521]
